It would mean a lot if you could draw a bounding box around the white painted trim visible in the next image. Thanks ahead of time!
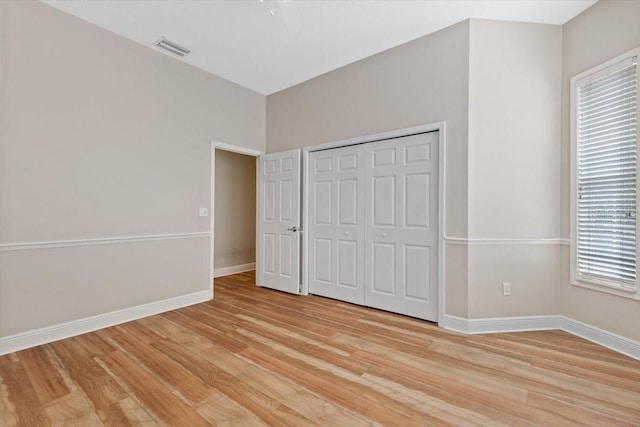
[212,141,263,157]
[437,123,447,327]
[302,122,444,152]
[297,149,304,294]
[211,141,263,298]
[440,315,469,334]
[569,279,640,301]
[442,314,560,334]
[443,237,570,246]
[0,232,210,252]
[302,122,446,321]
[210,144,216,298]
[442,315,640,361]
[214,262,256,278]
[560,316,640,361]
[255,156,262,291]
[0,290,210,355]
[301,146,310,295]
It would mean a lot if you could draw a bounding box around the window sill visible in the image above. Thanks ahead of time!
[571,280,640,301]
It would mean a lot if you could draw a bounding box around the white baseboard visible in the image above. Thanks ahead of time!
[214,262,255,278]
[442,314,640,361]
[559,317,640,361]
[4,294,637,361]
[442,314,560,334]
[0,290,211,355]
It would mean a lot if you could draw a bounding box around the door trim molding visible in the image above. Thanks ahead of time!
[212,142,263,157]
[302,122,446,325]
[211,141,263,298]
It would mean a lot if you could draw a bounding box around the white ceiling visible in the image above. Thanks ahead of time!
[42,0,596,95]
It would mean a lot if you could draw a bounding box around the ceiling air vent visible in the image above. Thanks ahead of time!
[154,37,191,57]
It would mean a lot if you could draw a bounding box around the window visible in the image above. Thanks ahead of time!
[571,48,639,296]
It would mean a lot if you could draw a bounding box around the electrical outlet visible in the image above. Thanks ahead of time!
[503,282,512,296]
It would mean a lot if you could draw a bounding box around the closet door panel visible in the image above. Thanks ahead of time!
[308,145,365,304]
[364,132,439,321]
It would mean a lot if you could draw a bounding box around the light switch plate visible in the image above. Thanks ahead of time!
[199,208,208,217]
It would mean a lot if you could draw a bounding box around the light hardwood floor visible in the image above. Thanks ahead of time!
[1,271,639,426]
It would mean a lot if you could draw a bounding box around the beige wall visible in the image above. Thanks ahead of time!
[467,20,563,318]
[0,1,265,337]
[468,245,562,317]
[560,0,640,340]
[214,150,256,269]
[468,20,562,240]
[267,20,471,317]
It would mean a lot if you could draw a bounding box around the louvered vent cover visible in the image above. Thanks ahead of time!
[154,38,191,57]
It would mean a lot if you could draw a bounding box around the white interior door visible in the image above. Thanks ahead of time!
[257,150,301,294]
[308,145,365,304]
[364,132,439,321]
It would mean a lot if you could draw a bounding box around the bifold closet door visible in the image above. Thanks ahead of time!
[307,131,438,321]
[364,132,439,321]
[308,145,365,304]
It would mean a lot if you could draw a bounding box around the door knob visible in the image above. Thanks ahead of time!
[381,233,387,238]
[287,226,298,232]
[344,232,350,236]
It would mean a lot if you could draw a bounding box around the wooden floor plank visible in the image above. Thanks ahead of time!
[96,396,158,426]
[109,330,212,405]
[0,361,51,426]
[195,391,268,427]
[1,270,638,426]
[97,351,210,426]
[48,339,126,411]
[17,347,72,405]
[150,338,318,426]
[42,390,104,426]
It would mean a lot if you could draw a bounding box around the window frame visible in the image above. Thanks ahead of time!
[570,47,640,300]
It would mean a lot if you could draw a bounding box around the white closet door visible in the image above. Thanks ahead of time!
[364,132,439,321]
[257,150,301,294]
[308,145,365,304]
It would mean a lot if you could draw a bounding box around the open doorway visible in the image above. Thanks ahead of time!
[210,142,262,294]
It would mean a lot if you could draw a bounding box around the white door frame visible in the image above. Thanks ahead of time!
[210,141,264,297]
[302,122,447,326]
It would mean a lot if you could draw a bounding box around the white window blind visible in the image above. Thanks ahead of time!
[576,55,638,290]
